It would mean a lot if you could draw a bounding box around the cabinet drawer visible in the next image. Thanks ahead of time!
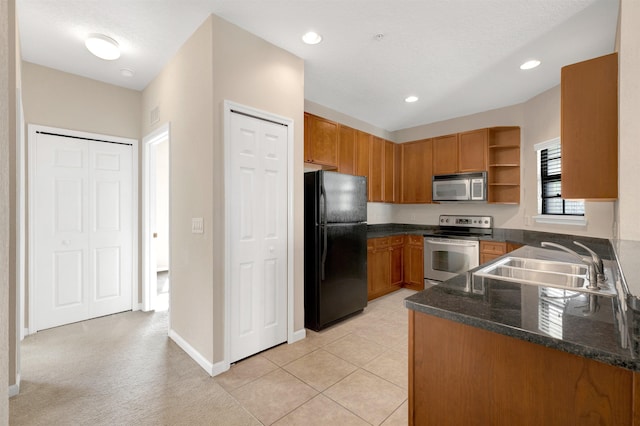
[370,237,389,248]
[390,235,404,246]
[406,235,423,246]
[480,241,507,255]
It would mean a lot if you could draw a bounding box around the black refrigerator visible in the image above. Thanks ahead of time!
[304,171,368,331]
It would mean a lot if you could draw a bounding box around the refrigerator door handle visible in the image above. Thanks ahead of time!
[320,183,328,280]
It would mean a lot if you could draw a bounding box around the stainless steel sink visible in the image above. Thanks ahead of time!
[473,256,617,297]
[501,258,587,276]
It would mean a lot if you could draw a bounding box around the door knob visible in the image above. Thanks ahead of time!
[269,246,275,252]
[62,240,70,246]
[153,233,158,238]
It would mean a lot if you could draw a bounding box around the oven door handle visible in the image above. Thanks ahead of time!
[425,239,478,248]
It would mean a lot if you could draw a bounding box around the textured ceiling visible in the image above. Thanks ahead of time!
[17,0,619,131]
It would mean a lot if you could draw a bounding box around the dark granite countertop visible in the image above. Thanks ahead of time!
[368,223,615,260]
[367,223,438,239]
[396,224,640,372]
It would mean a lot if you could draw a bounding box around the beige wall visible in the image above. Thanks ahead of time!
[211,15,305,358]
[1,0,14,419]
[618,0,640,241]
[142,16,216,362]
[141,14,304,366]
[21,63,141,140]
[8,0,19,396]
[305,99,393,140]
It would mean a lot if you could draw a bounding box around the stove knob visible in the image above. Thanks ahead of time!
[484,220,488,224]
[445,219,450,223]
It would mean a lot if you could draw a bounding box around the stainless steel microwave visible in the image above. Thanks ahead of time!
[432,172,487,202]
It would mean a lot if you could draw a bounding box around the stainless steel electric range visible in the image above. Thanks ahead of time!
[423,215,493,285]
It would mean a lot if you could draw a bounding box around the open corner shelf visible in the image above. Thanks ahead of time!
[488,127,521,204]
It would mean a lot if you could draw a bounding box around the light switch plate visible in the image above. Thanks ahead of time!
[192,217,204,234]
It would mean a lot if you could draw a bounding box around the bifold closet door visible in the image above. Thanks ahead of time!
[33,132,133,331]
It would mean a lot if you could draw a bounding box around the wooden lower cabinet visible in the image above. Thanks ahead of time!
[480,240,524,264]
[389,236,404,286]
[368,235,423,300]
[479,240,507,264]
[409,310,637,425]
[404,235,424,291]
[367,237,392,300]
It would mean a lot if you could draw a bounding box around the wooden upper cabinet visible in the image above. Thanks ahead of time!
[304,113,311,162]
[561,52,618,200]
[394,143,402,203]
[338,124,356,175]
[304,113,338,167]
[355,130,371,195]
[355,130,370,176]
[433,131,487,175]
[458,128,488,172]
[384,141,396,203]
[369,137,385,202]
[401,139,432,203]
[432,134,458,175]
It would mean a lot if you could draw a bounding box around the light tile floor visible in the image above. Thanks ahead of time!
[216,288,416,425]
[11,287,415,425]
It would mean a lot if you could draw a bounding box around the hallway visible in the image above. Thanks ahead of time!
[10,289,414,425]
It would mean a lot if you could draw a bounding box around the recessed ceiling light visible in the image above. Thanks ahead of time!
[520,59,541,70]
[120,68,135,78]
[405,95,419,103]
[302,31,322,45]
[85,34,121,60]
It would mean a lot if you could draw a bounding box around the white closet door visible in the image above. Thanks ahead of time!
[34,134,90,330]
[88,141,133,318]
[33,132,133,331]
[229,112,288,362]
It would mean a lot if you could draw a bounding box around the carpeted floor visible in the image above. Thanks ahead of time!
[9,288,415,425]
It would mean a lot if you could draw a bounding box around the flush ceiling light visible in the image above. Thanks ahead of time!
[85,34,121,60]
[520,59,541,70]
[302,31,323,45]
[405,95,419,103]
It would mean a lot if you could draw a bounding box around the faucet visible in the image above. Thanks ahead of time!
[573,241,605,279]
[540,241,604,289]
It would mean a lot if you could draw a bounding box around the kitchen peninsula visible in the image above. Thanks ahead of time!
[404,234,640,425]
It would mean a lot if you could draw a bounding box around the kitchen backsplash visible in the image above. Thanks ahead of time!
[368,202,614,239]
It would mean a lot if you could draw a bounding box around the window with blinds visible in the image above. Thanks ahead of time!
[539,144,584,216]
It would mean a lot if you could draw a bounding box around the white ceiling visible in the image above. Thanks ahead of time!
[17,0,619,131]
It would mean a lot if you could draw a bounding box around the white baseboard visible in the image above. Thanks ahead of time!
[211,360,230,377]
[290,327,306,344]
[9,374,20,397]
[133,303,142,312]
[169,328,217,376]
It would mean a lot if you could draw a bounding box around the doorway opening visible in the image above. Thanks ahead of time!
[143,124,170,312]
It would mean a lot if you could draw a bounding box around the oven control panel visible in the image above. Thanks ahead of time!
[439,215,492,229]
